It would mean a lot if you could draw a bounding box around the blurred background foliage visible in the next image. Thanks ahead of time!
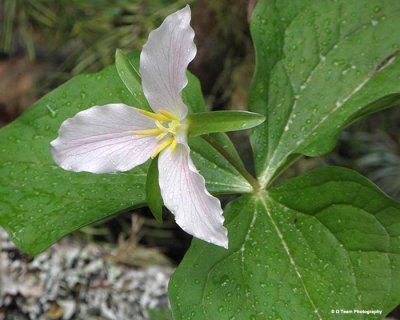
[1,0,399,261]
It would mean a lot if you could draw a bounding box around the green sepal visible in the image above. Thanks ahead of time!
[115,48,151,110]
[187,111,265,137]
[146,157,164,223]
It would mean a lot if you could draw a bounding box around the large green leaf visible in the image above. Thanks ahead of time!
[0,52,251,255]
[249,0,400,187]
[170,166,400,319]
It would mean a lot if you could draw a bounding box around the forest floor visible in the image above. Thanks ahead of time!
[0,228,172,320]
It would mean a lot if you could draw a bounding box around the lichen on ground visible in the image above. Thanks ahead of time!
[0,228,172,320]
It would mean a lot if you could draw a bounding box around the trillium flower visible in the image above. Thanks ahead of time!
[50,6,228,248]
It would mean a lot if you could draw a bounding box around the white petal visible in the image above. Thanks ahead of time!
[140,5,196,119]
[158,144,228,248]
[51,104,159,173]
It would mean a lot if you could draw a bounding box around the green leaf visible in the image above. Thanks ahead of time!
[0,51,250,255]
[249,0,400,187]
[115,49,151,111]
[187,111,265,137]
[147,307,173,320]
[189,133,251,195]
[169,166,400,319]
[146,157,163,223]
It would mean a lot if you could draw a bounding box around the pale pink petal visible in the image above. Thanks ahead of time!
[140,5,196,119]
[158,144,228,248]
[51,104,159,173]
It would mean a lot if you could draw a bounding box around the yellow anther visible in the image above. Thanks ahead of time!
[133,128,163,135]
[151,138,174,159]
[159,109,179,120]
[170,139,177,154]
[138,109,170,121]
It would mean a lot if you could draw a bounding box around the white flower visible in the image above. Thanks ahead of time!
[50,6,228,248]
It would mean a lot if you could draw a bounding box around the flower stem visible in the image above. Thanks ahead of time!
[202,134,260,192]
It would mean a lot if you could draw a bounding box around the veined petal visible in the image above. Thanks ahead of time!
[158,144,228,248]
[140,5,196,119]
[51,104,159,173]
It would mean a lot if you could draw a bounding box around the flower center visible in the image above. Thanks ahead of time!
[133,109,184,158]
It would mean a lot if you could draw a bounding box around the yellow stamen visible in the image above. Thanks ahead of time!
[155,120,168,131]
[168,121,182,132]
[139,109,169,121]
[156,132,168,140]
[170,139,177,154]
[133,128,163,135]
[151,138,173,159]
[134,109,182,157]
[159,109,179,120]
